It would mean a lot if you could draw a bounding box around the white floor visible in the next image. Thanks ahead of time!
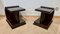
[0,16,60,34]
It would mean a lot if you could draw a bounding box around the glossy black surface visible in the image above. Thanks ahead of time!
[34,6,54,30]
[5,6,26,29]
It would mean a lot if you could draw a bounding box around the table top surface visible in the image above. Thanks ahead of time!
[35,8,54,14]
[7,7,25,11]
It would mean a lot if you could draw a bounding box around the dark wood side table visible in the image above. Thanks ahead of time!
[5,6,26,29]
[33,6,54,29]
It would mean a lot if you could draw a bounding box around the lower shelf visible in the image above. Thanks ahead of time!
[33,19,52,30]
[6,19,26,29]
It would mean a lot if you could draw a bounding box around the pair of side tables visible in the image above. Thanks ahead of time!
[5,6,54,30]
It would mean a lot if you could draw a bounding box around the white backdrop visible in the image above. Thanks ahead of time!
[0,0,60,16]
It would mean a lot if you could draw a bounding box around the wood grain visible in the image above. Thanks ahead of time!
[0,15,60,34]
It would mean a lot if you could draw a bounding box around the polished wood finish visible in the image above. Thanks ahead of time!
[34,6,54,29]
[5,6,26,29]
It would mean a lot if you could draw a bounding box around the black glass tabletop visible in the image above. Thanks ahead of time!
[5,6,25,12]
[35,8,53,14]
